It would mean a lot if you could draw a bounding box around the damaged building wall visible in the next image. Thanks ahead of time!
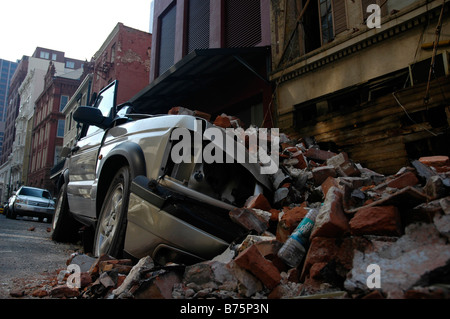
[270,0,450,175]
[92,23,152,105]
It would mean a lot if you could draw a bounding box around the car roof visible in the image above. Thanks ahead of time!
[19,186,50,192]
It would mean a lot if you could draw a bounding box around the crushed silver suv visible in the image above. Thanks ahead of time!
[51,81,273,265]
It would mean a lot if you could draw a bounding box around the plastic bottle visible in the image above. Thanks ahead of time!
[277,208,319,268]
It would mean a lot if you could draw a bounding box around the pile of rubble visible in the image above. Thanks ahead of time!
[11,111,450,299]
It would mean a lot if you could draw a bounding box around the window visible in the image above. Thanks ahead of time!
[86,82,116,136]
[40,51,50,59]
[319,0,333,44]
[52,53,57,61]
[60,95,69,112]
[66,61,75,69]
[57,120,65,137]
[187,0,210,54]
[158,4,177,76]
[225,0,262,48]
[111,44,116,63]
[54,145,62,165]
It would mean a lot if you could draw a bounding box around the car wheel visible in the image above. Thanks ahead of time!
[52,183,81,242]
[93,166,131,258]
[6,206,16,219]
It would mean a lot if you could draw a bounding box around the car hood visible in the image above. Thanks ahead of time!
[17,195,54,205]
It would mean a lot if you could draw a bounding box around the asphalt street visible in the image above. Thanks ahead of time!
[0,213,82,298]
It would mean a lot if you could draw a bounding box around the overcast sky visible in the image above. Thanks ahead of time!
[0,0,154,63]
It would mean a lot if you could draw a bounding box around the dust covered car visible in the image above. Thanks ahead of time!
[51,81,275,265]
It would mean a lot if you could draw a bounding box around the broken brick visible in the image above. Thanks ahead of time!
[99,259,133,274]
[312,166,337,186]
[311,187,350,238]
[301,236,368,283]
[50,285,80,299]
[424,176,447,200]
[226,261,263,297]
[419,156,450,169]
[135,271,182,299]
[244,193,272,212]
[234,244,281,290]
[327,153,361,177]
[386,171,419,189]
[291,150,308,169]
[31,289,48,298]
[213,115,232,128]
[229,208,269,234]
[269,209,281,222]
[321,176,339,197]
[276,205,308,242]
[349,205,402,236]
[305,148,337,162]
[10,289,25,298]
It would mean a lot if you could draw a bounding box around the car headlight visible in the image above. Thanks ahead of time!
[16,198,27,204]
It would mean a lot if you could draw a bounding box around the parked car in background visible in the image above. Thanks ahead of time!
[6,186,55,222]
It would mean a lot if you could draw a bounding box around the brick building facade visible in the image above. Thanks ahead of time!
[27,63,83,193]
[92,22,152,105]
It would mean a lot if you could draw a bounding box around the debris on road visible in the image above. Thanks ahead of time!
[9,113,450,299]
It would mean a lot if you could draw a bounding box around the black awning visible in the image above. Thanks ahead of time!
[129,46,271,115]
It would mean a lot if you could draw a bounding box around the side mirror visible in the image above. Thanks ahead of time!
[73,106,112,130]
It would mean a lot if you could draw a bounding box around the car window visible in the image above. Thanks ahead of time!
[86,82,117,136]
[18,187,46,198]
[42,191,52,199]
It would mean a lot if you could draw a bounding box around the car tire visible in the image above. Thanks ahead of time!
[52,183,81,243]
[93,166,131,258]
[6,206,16,219]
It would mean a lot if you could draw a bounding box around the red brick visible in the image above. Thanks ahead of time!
[234,244,281,290]
[50,286,80,299]
[419,156,450,168]
[291,151,308,169]
[269,209,280,222]
[311,187,350,238]
[213,115,232,128]
[327,153,360,177]
[349,205,402,236]
[229,208,268,234]
[135,271,182,299]
[386,171,419,189]
[321,176,339,197]
[312,166,337,186]
[31,289,48,298]
[168,106,181,115]
[309,262,327,280]
[276,205,308,242]
[300,236,371,282]
[244,194,272,212]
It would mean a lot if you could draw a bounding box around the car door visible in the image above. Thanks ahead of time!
[67,81,118,221]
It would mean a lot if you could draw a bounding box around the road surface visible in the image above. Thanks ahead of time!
[0,213,82,298]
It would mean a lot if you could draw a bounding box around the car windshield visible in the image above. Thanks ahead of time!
[19,188,51,199]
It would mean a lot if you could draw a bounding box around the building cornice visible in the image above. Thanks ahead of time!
[271,0,449,84]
